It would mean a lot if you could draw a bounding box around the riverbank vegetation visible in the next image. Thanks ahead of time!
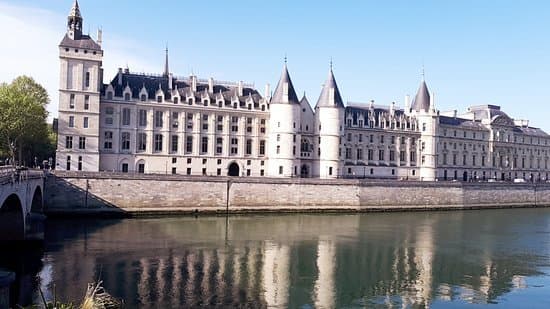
[0,76,55,167]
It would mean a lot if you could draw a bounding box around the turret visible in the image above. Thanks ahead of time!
[267,60,302,177]
[314,64,345,178]
[67,0,83,40]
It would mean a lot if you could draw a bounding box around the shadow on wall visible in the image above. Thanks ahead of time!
[44,174,126,215]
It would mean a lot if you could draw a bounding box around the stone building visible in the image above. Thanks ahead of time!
[56,1,550,181]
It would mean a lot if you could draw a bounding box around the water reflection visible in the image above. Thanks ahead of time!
[1,209,550,307]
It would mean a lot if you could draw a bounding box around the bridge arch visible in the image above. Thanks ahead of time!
[30,186,43,214]
[0,194,25,241]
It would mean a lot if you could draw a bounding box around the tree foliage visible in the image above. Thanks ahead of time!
[0,76,51,166]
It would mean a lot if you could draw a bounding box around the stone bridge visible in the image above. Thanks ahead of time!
[0,167,44,241]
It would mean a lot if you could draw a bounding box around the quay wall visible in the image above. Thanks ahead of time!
[44,172,550,215]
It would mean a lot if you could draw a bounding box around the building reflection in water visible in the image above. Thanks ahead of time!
[2,209,548,307]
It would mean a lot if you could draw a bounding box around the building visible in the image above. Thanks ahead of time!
[56,1,550,181]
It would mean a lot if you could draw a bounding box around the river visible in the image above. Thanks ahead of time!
[2,208,550,308]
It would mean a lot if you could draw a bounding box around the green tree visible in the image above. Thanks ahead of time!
[0,76,50,166]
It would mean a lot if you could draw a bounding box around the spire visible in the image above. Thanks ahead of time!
[271,59,299,104]
[67,0,83,40]
[163,46,169,76]
[315,63,344,108]
[412,79,431,112]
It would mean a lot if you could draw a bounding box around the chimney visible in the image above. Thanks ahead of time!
[117,68,122,86]
[430,92,435,112]
[97,28,103,47]
[168,73,173,90]
[238,80,243,97]
[264,83,270,100]
[191,75,197,92]
[369,99,374,109]
[453,110,457,118]
[404,95,410,111]
[390,101,395,115]
[208,77,214,93]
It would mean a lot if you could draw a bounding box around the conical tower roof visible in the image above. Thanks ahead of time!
[271,63,299,104]
[315,67,344,108]
[69,0,81,18]
[412,79,430,112]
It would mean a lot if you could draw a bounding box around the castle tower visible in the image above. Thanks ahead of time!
[412,78,438,181]
[56,0,103,171]
[314,65,345,178]
[267,61,302,177]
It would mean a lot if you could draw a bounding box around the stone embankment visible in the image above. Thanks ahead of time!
[44,171,550,216]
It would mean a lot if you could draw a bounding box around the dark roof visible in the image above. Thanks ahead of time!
[271,64,299,104]
[69,0,81,18]
[412,80,430,112]
[345,104,406,118]
[315,69,345,108]
[59,34,102,50]
[439,115,488,130]
[515,126,549,137]
[103,72,262,104]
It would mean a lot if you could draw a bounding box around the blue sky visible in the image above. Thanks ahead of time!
[1,1,550,130]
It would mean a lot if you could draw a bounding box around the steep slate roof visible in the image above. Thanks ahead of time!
[271,64,299,104]
[104,72,262,104]
[59,34,102,50]
[439,115,488,130]
[411,80,430,112]
[315,68,345,108]
[69,0,81,18]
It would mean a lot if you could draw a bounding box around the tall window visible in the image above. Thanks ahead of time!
[85,72,90,88]
[231,116,239,132]
[139,110,147,127]
[154,134,163,152]
[121,132,130,150]
[105,107,114,125]
[83,117,89,128]
[171,135,178,153]
[187,113,194,130]
[186,136,193,153]
[122,108,131,126]
[65,136,73,149]
[201,136,208,154]
[230,138,238,155]
[172,112,179,128]
[104,131,113,149]
[69,93,75,108]
[78,137,86,149]
[68,116,74,127]
[246,139,252,155]
[217,115,224,131]
[357,148,363,160]
[137,133,147,152]
[259,140,265,156]
[66,155,71,171]
[140,94,147,101]
[202,114,209,131]
[216,137,223,154]
[124,93,130,101]
[84,95,89,110]
[154,111,163,128]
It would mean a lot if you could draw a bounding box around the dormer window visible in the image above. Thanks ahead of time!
[124,93,130,101]
[173,97,179,104]
[188,98,193,105]
[233,103,237,109]
[107,91,113,100]
[157,96,162,103]
[203,100,208,106]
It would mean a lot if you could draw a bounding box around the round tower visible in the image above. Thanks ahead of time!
[411,78,438,181]
[267,62,302,177]
[314,66,345,179]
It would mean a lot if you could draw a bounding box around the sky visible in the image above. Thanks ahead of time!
[1,0,550,131]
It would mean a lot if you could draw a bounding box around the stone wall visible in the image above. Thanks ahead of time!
[44,172,550,215]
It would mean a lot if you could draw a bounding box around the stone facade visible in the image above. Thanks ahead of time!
[55,2,550,181]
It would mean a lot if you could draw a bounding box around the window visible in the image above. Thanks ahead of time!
[389,150,395,161]
[379,150,385,161]
[230,138,238,155]
[231,116,239,132]
[105,107,114,125]
[277,134,281,142]
[122,108,131,126]
[69,94,75,108]
[186,136,193,153]
[137,133,146,151]
[83,117,89,129]
[171,135,178,153]
[422,123,426,131]
[66,155,71,171]
[172,167,177,175]
[84,95,89,110]
[172,112,179,128]
[107,91,113,100]
[368,149,373,161]
[155,111,163,128]
[279,166,283,175]
[276,145,280,154]
[154,134,163,152]
[65,136,73,149]
[139,110,147,127]
[216,137,223,154]
[120,132,130,150]
[217,115,224,131]
[78,137,86,149]
[345,148,351,159]
[201,136,208,153]
[78,156,83,171]
[259,140,265,156]
[140,94,147,101]
[202,114,209,131]
[357,148,363,160]
[85,72,90,88]
[187,113,194,130]
[173,97,179,104]
[124,93,130,101]
[187,168,191,175]
[69,116,74,127]
[329,167,333,176]
[104,131,113,149]
[157,95,162,103]
[246,139,252,155]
